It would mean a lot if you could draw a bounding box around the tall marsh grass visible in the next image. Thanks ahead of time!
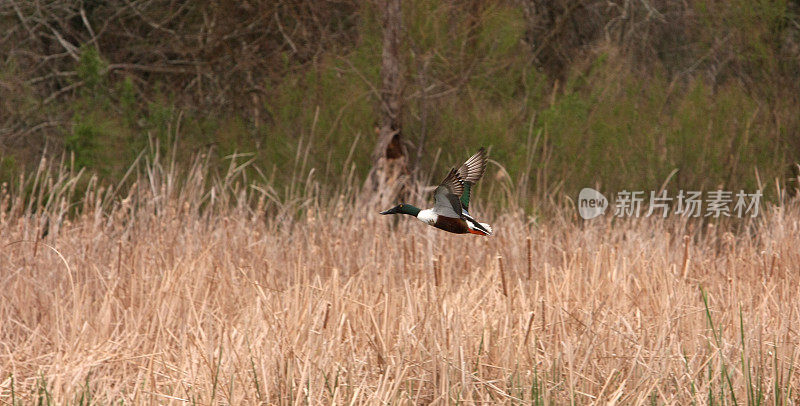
[0,152,798,404]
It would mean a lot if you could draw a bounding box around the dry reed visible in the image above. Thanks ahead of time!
[0,156,799,404]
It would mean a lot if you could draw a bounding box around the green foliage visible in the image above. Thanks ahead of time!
[76,46,107,99]
[531,62,787,201]
[66,118,101,170]
[118,76,137,125]
[0,156,17,182]
[693,0,796,95]
[2,0,797,211]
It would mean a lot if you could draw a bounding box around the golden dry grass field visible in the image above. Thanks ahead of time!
[1,160,799,404]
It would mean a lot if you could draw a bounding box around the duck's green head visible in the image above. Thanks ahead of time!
[380,203,421,216]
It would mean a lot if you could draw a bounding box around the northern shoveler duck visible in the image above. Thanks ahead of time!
[380,148,492,236]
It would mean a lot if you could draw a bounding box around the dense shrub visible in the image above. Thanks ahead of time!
[0,0,798,208]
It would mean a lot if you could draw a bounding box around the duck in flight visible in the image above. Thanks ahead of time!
[380,148,492,236]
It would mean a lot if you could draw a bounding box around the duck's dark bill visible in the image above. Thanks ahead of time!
[380,205,402,215]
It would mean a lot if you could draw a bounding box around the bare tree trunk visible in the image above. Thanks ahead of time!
[367,0,408,198]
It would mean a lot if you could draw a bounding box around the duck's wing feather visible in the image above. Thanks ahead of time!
[455,147,487,185]
[434,148,487,213]
[461,182,473,212]
[433,169,464,217]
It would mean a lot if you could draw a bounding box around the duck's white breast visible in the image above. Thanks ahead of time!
[417,209,438,225]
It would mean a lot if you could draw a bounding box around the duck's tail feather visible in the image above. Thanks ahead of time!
[465,216,493,236]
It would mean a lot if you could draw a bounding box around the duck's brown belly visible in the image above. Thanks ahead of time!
[433,216,469,234]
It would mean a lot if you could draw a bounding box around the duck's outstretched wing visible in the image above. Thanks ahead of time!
[444,148,487,211]
[455,147,487,186]
[432,148,488,216]
[433,169,464,217]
